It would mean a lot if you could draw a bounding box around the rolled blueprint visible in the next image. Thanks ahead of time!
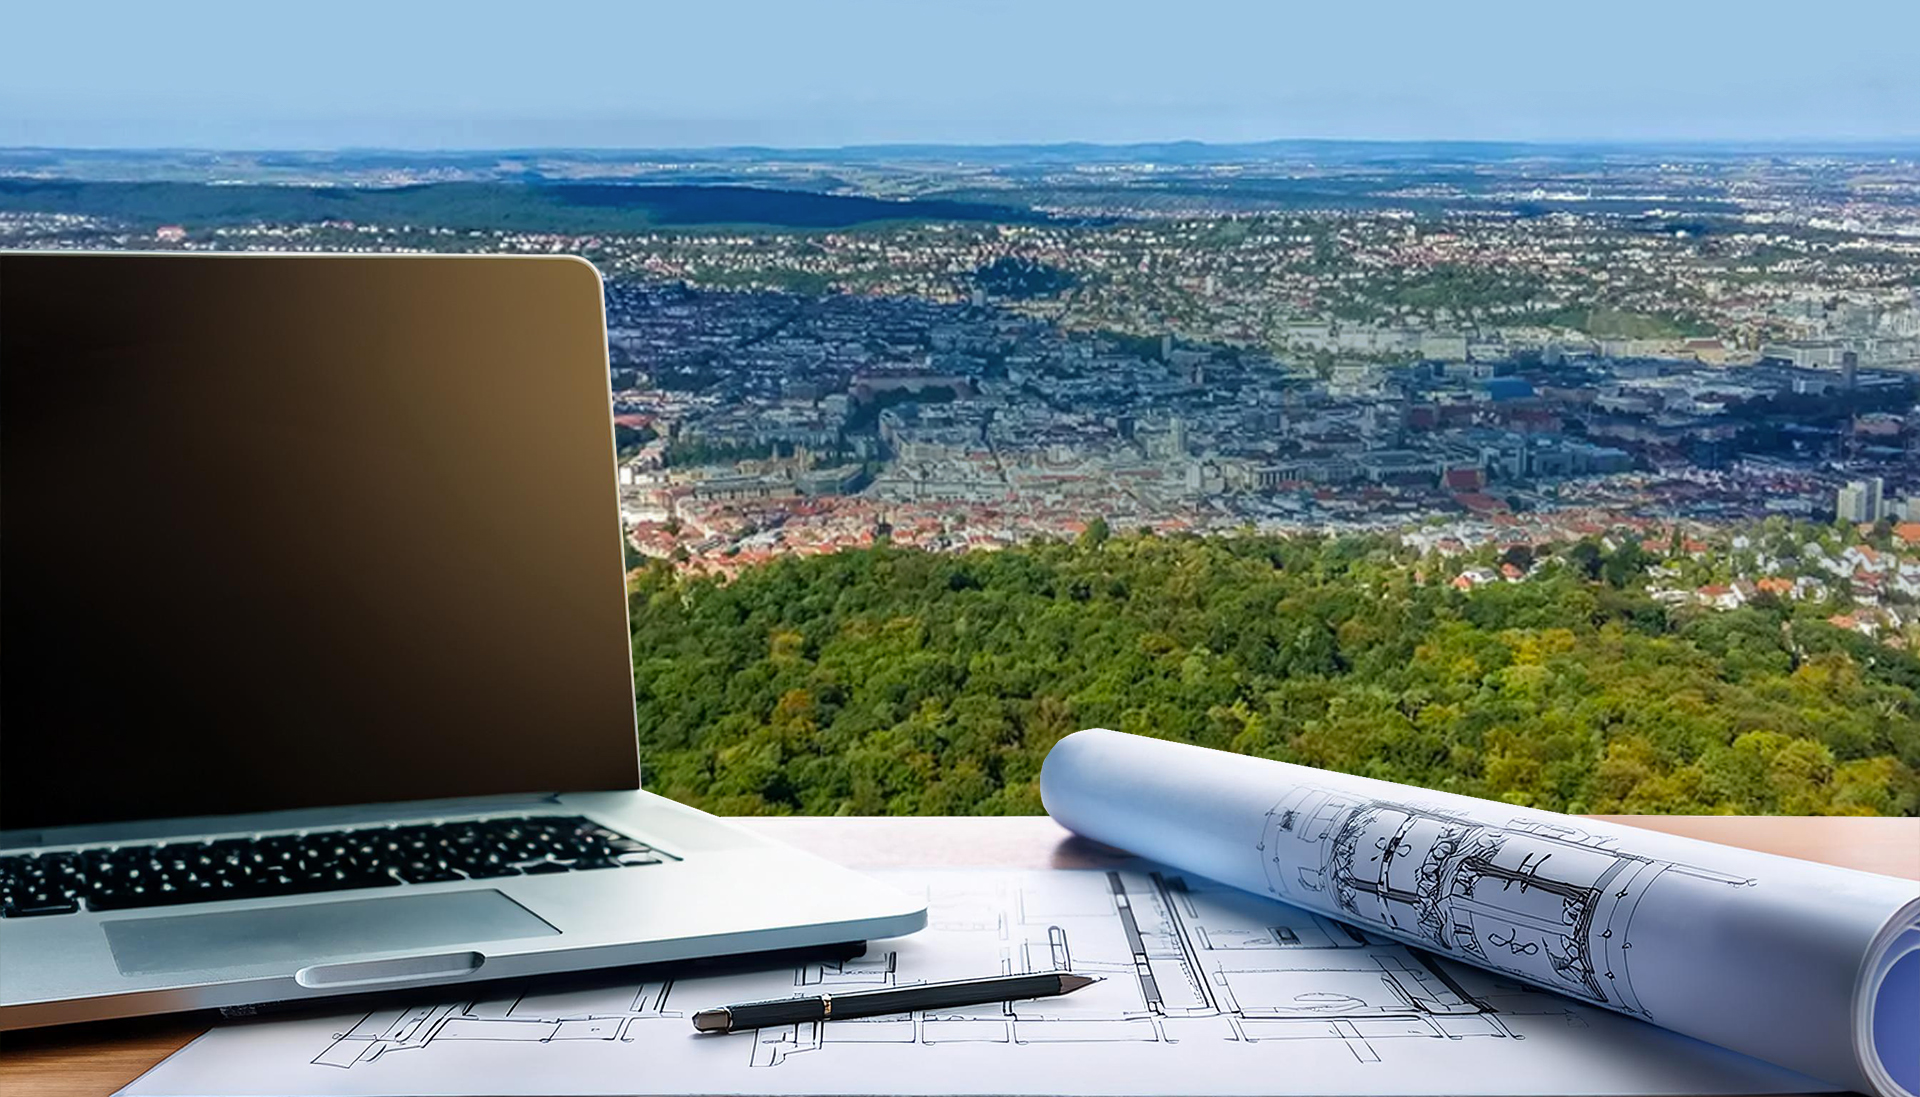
[1041,728,1920,1097]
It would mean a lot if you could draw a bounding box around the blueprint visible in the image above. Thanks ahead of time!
[120,867,1834,1097]
[1041,729,1920,1097]
[1254,780,1761,1023]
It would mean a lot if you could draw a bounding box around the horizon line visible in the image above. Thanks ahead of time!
[7,134,1920,158]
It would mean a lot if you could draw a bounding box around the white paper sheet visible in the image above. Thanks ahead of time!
[1041,729,1920,1097]
[122,867,1845,1097]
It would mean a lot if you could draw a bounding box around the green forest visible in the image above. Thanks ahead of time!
[626,532,1920,818]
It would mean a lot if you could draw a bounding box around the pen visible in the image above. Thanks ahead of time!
[691,971,1101,1034]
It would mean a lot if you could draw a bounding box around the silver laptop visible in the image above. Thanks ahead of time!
[0,251,927,1029]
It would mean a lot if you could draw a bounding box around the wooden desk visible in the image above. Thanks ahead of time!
[3,815,1915,1096]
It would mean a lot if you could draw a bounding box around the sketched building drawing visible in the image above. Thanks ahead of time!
[309,869,1580,1072]
[1259,786,1756,1019]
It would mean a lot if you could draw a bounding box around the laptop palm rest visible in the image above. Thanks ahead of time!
[103,891,559,976]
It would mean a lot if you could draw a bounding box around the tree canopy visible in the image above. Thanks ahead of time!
[626,533,1920,817]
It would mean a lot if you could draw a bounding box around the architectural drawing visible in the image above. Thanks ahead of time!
[1258,786,1756,1019]
[307,868,1587,1072]
[309,980,680,1068]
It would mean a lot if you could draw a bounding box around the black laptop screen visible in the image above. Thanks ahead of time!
[1,253,642,833]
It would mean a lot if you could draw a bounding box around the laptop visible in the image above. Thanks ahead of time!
[0,252,927,1029]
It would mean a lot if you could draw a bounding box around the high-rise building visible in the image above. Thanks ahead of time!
[1836,477,1886,523]
[1169,416,1190,456]
[1836,482,1865,523]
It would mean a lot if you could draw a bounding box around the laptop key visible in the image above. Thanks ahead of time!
[88,886,198,911]
[3,899,81,917]
[395,863,465,884]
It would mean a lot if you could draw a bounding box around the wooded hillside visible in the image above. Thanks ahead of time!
[626,533,1920,816]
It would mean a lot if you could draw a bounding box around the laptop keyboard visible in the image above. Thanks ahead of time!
[0,815,669,918]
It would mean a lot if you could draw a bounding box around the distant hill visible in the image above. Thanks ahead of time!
[10,138,1914,177]
[0,179,1045,232]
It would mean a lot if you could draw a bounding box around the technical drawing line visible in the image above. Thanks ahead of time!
[1260,786,1757,1018]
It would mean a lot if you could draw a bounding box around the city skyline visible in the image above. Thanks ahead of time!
[5,0,1920,149]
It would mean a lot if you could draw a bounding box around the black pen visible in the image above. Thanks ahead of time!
[692,971,1101,1034]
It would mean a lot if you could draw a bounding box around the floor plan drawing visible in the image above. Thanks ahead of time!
[309,979,683,1068]
[306,867,1600,1071]
[1258,786,1757,1019]
[744,868,1546,1069]
[121,868,1832,1097]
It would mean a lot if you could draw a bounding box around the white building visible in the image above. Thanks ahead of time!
[1836,477,1886,524]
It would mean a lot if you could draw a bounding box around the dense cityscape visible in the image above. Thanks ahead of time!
[12,145,1913,643]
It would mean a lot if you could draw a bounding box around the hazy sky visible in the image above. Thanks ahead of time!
[5,0,1917,149]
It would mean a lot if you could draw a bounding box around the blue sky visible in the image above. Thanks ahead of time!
[4,0,1917,149]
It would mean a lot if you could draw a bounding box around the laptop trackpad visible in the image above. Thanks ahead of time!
[104,890,559,976]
